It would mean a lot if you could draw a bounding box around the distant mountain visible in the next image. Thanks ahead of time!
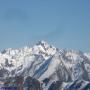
[0,41,90,90]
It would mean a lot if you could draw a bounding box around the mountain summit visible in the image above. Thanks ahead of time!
[0,41,90,90]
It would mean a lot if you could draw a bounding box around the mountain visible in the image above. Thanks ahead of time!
[0,41,90,90]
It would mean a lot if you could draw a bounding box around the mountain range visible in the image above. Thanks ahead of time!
[0,41,90,90]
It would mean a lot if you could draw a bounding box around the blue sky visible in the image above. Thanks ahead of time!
[0,0,90,52]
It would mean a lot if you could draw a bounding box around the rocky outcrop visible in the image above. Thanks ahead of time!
[24,76,42,90]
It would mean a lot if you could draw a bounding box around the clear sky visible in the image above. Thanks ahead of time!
[0,0,90,52]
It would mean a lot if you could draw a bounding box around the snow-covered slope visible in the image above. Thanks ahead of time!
[0,41,90,90]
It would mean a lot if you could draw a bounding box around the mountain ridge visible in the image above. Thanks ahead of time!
[0,41,90,90]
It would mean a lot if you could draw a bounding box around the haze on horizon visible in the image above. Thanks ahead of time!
[0,0,90,52]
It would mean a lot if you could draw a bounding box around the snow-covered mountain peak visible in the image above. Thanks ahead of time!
[32,41,57,56]
[36,40,48,45]
[36,40,55,50]
[0,41,90,90]
[0,41,57,71]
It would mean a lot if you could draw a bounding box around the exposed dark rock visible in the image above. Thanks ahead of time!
[24,76,42,90]
[43,78,50,86]
[48,81,62,90]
